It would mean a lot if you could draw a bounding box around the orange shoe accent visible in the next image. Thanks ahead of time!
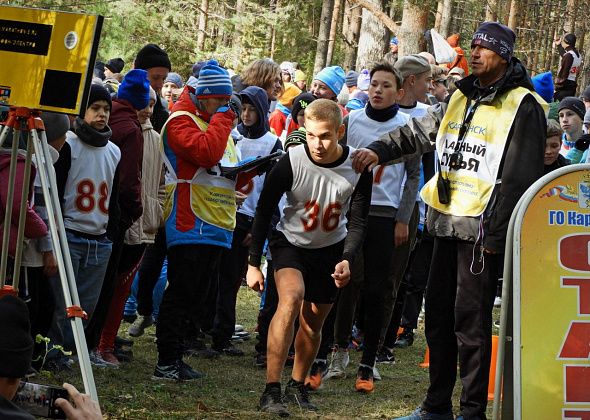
[355,376,374,393]
[419,346,430,368]
[488,335,502,401]
[305,372,322,391]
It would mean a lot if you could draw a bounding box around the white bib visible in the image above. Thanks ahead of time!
[277,145,361,248]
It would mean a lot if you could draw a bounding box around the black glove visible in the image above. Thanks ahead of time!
[575,134,590,151]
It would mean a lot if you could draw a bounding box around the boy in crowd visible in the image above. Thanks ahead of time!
[49,83,121,357]
[544,119,570,174]
[310,66,348,116]
[286,92,316,136]
[558,97,587,162]
[322,62,419,393]
[395,55,433,117]
[154,60,239,381]
[162,72,184,109]
[247,99,372,416]
[269,82,301,138]
[211,85,282,356]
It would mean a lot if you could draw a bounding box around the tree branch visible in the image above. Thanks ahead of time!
[347,0,399,33]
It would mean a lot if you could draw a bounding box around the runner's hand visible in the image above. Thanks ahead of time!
[351,148,379,173]
[246,265,265,292]
[332,260,350,288]
[54,383,102,420]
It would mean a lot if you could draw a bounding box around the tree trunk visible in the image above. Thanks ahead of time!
[314,0,335,76]
[326,0,342,66]
[439,0,453,38]
[564,0,576,33]
[348,0,398,33]
[434,0,444,32]
[196,0,209,51]
[356,0,388,70]
[398,0,429,57]
[232,0,245,69]
[485,0,498,21]
[507,0,519,32]
[343,1,362,70]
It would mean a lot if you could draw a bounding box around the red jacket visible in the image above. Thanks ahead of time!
[0,151,47,257]
[109,99,144,226]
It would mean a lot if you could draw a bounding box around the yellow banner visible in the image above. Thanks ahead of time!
[0,6,102,114]
[520,168,590,419]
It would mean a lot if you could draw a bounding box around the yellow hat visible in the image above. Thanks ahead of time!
[279,83,302,107]
[294,70,306,83]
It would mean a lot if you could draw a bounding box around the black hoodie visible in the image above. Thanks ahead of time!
[237,86,270,139]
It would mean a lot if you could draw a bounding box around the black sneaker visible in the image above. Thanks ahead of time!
[376,346,396,364]
[255,352,267,368]
[115,336,134,348]
[214,343,244,356]
[152,360,203,382]
[394,330,415,348]
[284,379,318,411]
[259,386,289,417]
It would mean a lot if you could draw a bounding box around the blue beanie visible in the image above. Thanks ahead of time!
[165,72,184,88]
[345,98,365,111]
[117,69,150,110]
[531,72,554,103]
[195,59,232,98]
[314,66,346,97]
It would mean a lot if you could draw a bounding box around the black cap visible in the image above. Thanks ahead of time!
[291,92,316,121]
[558,96,585,120]
[0,295,33,378]
[580,85,590,101]
[471,21,516,62]
[81,83,112,117]
[135,44,171,71]
[564,33,576,46]
[105,57,125,74]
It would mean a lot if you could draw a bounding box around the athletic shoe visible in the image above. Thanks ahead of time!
[113,347,133,363]
[373,365,381,381]
[255,352,267,368]
[128,315,154,337]
[186,346,220,359]
[305,360,327,391]
[44,357,74,373]
[393,407,454,419]
[259,386,289,417]
[152,359,203,382]
[214,342,244,356]
[355,365,374,393]
[98,350,120,367]
[494,296,502,307]
[234,324,245,333]
[376,346,396,364]
[89,350,118,369]
[114,335,134,348]
[394,330,415,348]
[284,379,318,411]
[324,346,349,379]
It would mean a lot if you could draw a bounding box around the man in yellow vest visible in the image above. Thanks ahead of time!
[352,22,547,420]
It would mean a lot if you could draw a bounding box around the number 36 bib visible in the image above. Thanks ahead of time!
[277,145,361,249]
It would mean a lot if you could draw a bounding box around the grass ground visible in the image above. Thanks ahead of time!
[34,288,500,419]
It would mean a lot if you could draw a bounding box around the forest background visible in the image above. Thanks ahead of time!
[7,0,590,94]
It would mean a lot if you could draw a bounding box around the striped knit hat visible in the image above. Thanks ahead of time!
[285,128,307,149]
[195,59,232,99]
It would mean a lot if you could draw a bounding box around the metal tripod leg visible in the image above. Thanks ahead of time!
[0,124,22,288]
[30,125,98,402]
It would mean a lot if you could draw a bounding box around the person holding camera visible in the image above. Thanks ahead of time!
[0,295,101,419]
[352,22,546,420]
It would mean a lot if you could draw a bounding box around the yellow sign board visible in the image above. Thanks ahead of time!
[0,6,102,114]
[519,168,590,419]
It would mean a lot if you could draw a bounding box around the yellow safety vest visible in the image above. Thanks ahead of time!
[421,87,547,217]
[160,111,239,231]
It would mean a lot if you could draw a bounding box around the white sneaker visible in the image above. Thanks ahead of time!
[494,296,502,307]
[324,346,349,379]
[373,365,381,381]
[128,315,155,337]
